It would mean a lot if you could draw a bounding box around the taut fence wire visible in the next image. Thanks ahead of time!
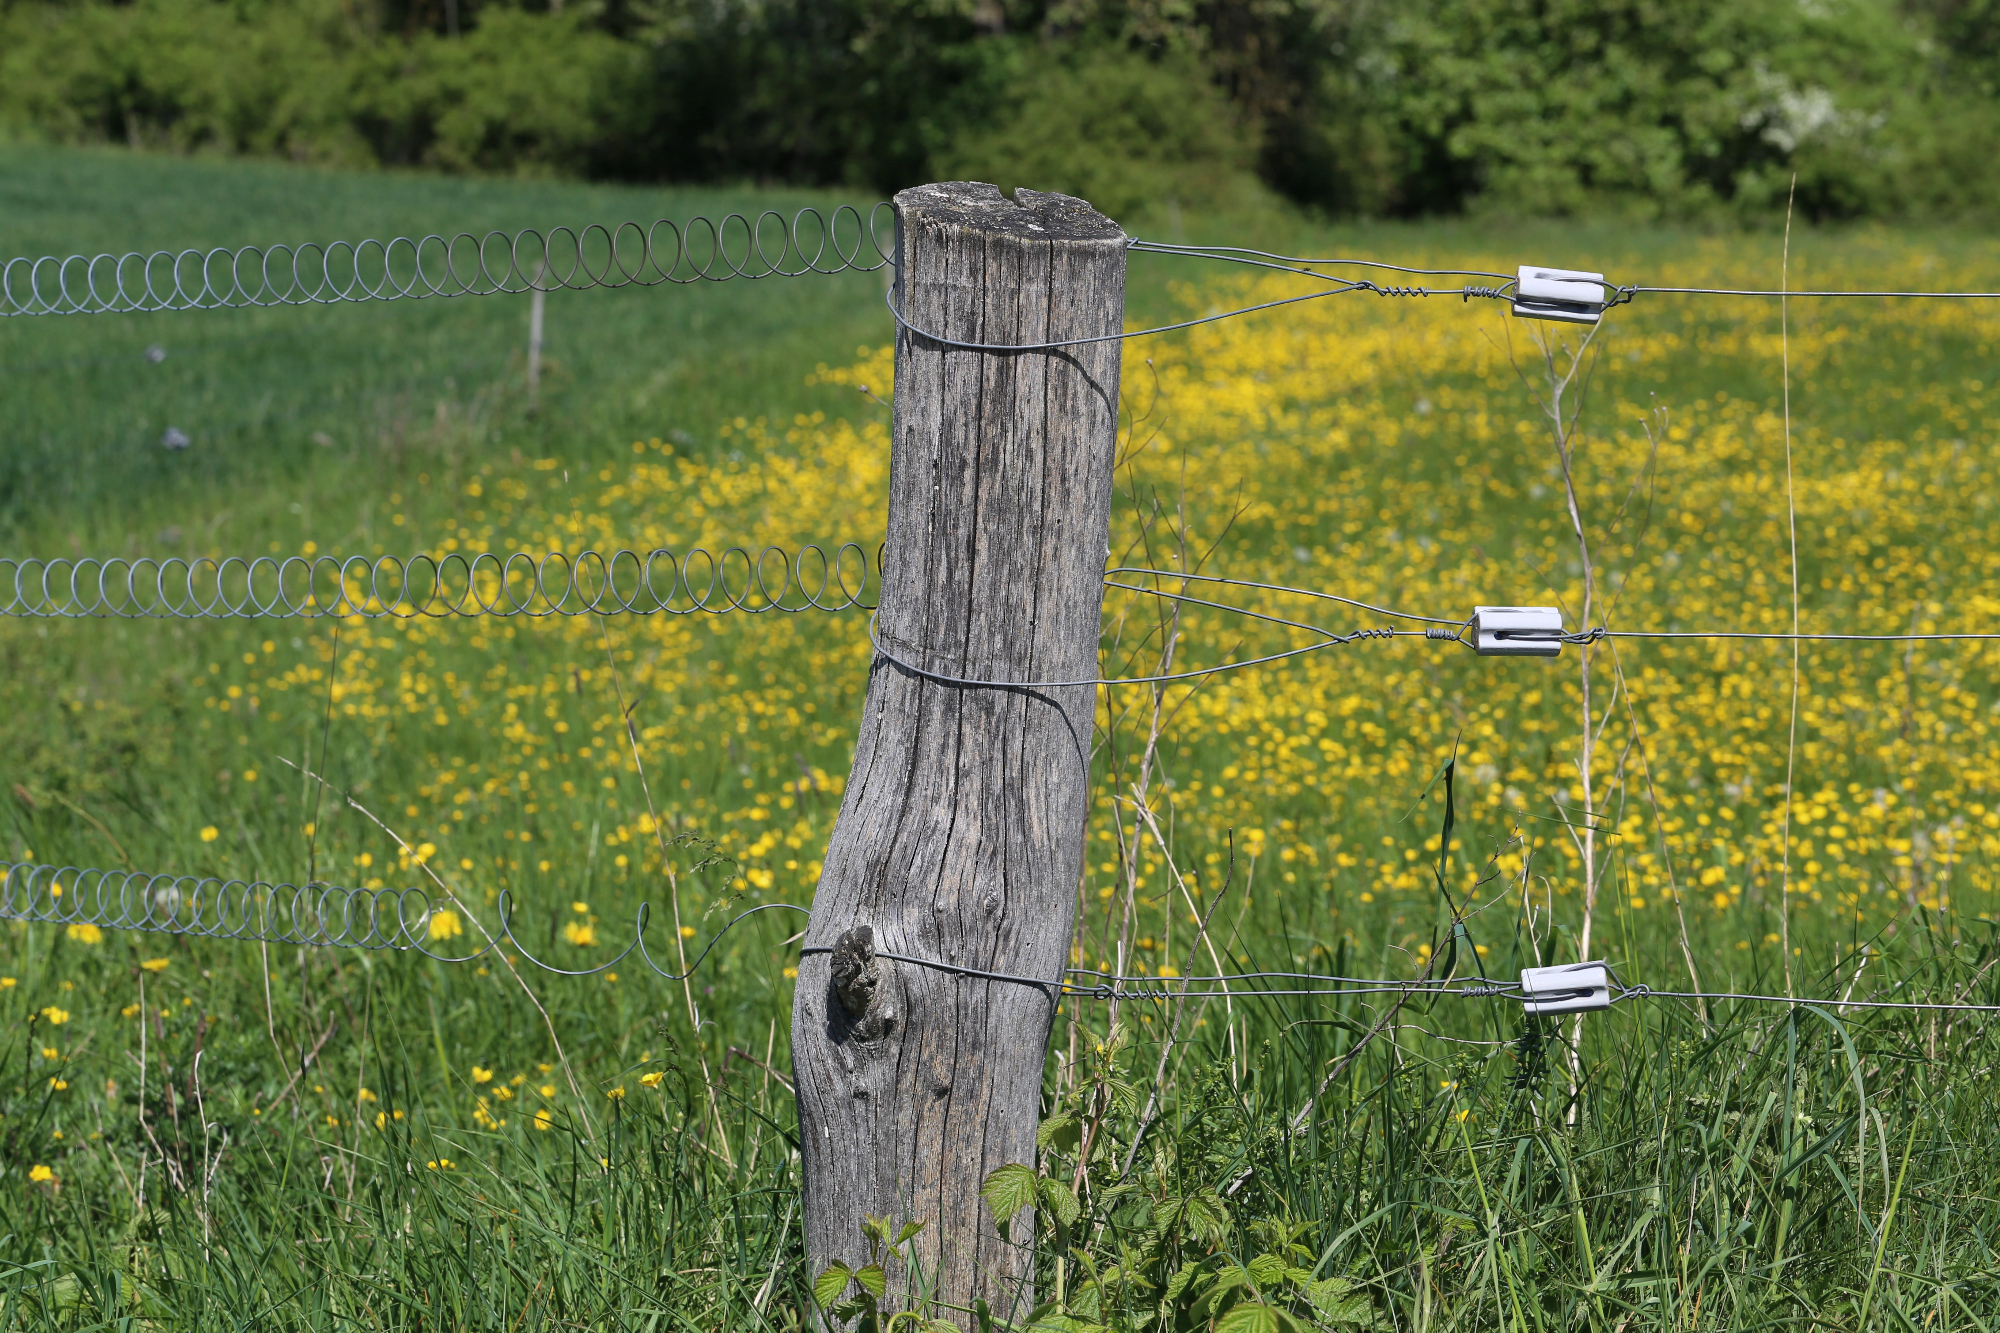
[12,212,1999,322]
[10,859,1999,1016]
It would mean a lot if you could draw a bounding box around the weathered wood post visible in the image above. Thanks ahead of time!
[792,182,1126,1325]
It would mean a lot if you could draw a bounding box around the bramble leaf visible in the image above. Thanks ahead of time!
[981,1164,1040,1224]
[1039,1176,1082,1228]
[1305,1276,1379,1326]
[812,1264,853,1308]
[1037,1111,1080,1153]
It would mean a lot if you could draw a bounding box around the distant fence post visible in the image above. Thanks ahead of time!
[526,261,547,412]
[791,182,1126,1324]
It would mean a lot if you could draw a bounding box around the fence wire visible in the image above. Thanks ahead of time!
[14,209,2000,325]
[1,206,893,318]
[0,543,877,620]
[10,859,1999,1016]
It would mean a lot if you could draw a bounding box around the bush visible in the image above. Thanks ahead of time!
[0,0,1995,220]
[0,0,639,175]
[938,46,1270,223]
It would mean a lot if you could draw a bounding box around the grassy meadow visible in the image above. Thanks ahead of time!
[3,143,2000,1328]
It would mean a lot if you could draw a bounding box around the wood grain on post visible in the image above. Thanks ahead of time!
[791,182,1126,1324]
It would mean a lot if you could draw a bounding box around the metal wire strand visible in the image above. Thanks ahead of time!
[12,858,2000,1014]
[1108,567,1463,626]
[1568,626,2000,644]
[1126,240,1517,283]
[1621,985,2000,1013]
[1628,285,2000,300]
[0,860,810,979]
[1,206,895,318]
[866,614,1406,689]
[882,274,1494,354]
[0,543,877,620]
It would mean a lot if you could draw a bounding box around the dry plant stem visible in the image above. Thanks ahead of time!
[1120,833,1237,1180]
[569,473,732,1161]
[260,1015,339,1117]
[1606,640,1710,1031]
[1518,318,1609,1114]
[276,755,597,1138]
[589,612,733,1167]
[1778,176,1801,999]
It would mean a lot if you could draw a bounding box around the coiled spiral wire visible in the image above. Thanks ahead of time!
[2,205,893,318]
[2,860,457,955]
[0,543,878,620]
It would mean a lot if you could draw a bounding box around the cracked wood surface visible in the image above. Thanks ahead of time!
[791,181,1125,1325]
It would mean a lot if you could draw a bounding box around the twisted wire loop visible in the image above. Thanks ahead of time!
[0,860,472,957]
[0,543,878,620]
[0,205,895,318]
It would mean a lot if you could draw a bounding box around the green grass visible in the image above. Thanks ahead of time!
[2,144,2000,1329]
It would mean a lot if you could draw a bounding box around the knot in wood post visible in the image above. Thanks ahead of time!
[829,925,880,1018]
[791,181,1126,1327]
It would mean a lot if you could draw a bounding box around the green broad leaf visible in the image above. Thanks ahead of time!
[812,1264,853,1309]
[862,1214,894,1246]
[1163,1259,1206,1305]
[1037,1111,1081,1153]
[1024,1316,1108,1333]
[1246,1253,1287,1288]
[1039,1176,1082,1228]
[1305,1277,1378,1326]
[1183,1190,1232,1246]
[854,1263,888,1298]
[1214,1302,1291,1333]
[974,1297,994,1333]
[894,1219,926,1246]
[1190,1267,1251,1319]
[981,1164,1040,1224]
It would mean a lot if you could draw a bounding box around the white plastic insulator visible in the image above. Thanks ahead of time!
[1513,265,1606,325]
[1473,606,1564,657]
[1520,961,1611,1016]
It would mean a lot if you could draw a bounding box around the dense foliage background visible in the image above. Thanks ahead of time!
[1,0,1996,221]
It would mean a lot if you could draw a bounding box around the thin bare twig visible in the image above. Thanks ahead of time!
[275,755,598,1140]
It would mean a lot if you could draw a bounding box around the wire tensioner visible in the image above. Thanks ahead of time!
[1473,605,1564,657]
[1520,961,1611,1016]
[1512,265,1607,325]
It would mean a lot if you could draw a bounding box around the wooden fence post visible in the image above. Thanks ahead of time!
[791,182,1126,1325]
